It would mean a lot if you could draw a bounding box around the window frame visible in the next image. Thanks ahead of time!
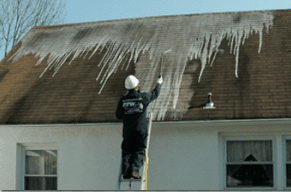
[223,136,276,190]
[284,136,291,190]
[21,143,60,190]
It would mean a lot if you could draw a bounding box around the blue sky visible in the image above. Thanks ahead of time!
[1,0,290,61]
[65,0,291,24]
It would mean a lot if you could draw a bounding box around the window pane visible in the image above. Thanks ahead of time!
[227,141,272,162]
[287,164,291,187]
[227,164,273,187]
[286,140,291,161]
[26,150,57,174]
[25,177,57,190]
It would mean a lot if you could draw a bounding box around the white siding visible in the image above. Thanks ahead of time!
[148,127,219,190]
[0,119,290,190]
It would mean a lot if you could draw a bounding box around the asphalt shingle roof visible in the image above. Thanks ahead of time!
[0,9,290,124]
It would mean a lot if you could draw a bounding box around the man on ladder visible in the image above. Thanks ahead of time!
[116,74,163,180]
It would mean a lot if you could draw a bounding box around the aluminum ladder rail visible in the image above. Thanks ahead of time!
[117,112,153,190]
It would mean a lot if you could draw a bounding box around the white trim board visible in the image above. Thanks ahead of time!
[0,118,290,128]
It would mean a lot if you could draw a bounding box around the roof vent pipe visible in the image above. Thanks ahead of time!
[203,92,216,109]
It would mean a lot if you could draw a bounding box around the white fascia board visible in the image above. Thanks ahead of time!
[0,118,289,130]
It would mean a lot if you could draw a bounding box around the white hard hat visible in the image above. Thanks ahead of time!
[125,75,139,89]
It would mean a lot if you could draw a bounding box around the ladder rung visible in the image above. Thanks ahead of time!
[120,178,142,182]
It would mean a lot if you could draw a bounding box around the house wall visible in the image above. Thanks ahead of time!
[0,119,290,190]
[146,126,220,190]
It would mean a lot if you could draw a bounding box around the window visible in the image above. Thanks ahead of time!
[23,146,58,190]
[286,140,291,187]
[226,140,273,188]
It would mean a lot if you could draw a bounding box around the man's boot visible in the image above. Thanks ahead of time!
[131,171,141,179]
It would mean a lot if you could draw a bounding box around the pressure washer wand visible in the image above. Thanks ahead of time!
[152,49,171,113]
[159,53,163,78]
[159,49,171,78]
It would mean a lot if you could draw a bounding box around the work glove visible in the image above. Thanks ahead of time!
[157,76,163,84]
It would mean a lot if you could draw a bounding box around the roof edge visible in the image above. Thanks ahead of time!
[32,8,287,30]
[0,118,290,127]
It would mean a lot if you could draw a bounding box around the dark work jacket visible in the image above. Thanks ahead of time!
[116,84,161,137]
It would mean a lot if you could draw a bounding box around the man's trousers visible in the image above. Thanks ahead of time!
[121,126,148,175]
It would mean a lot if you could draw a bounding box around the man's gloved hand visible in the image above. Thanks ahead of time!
[157,76,163,84]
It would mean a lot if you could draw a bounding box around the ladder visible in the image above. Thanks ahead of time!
[117,112,153,190]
